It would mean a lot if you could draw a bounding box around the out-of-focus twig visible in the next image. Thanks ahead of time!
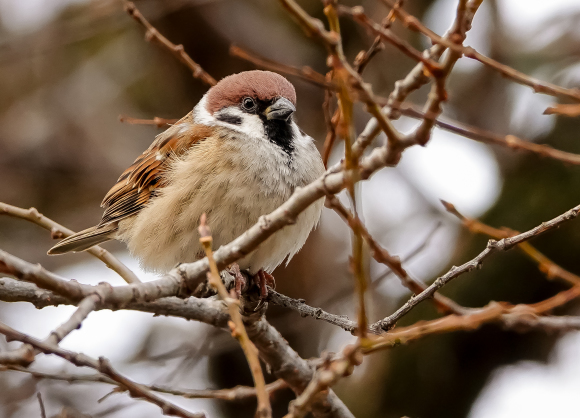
[0,202,140,284]
[230,45,334,89]
[544,103,580,117]
[122,1,216,86]
[119,115,178,128]
[371,202,580,333]
[198,214,272,418]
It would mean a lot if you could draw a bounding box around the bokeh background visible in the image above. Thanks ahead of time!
[1,0,580,417]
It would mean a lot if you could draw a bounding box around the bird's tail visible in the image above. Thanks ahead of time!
[48,224,118,255]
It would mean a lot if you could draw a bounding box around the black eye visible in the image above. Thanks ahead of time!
[242,97,256,111]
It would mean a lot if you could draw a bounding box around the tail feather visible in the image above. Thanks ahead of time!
[48,224,118,255]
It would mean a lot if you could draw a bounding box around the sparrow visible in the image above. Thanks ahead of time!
[48,70,325,296]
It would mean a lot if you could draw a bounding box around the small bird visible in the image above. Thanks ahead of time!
[49,70,325,296]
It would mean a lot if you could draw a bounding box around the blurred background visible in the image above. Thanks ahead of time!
[1,0,580,417]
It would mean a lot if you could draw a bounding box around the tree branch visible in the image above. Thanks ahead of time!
[370,202,580,333]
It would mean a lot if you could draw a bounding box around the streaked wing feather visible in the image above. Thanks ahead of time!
[98,113,212,227]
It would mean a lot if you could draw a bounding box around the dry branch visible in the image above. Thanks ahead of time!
[442,200,580,286]
[198,215,272,418]
[0,321,206,418]
[370,202,580,333]
[0,294,100,366]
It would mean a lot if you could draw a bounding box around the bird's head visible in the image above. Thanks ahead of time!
[201,70,299,155]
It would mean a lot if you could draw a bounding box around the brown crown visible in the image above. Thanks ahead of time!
[205,70,296,114]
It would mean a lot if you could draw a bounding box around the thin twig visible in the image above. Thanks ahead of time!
[37,393,47,418]
[326,196,464,315]
[370,202,580,333]
[198,214,272,418]
[441,200,580,286]
[380,0,580,102]
[0,202,140,284]
[268,289,359,334]
[119,115,178,128]
[230,45,334,89]
[396,104,580,165]
[365,302,580,353]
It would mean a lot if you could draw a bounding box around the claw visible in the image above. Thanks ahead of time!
[254,298,267,312]
[227,263,246,299]
[252,269,276,311]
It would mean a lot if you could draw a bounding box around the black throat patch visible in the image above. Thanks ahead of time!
[261,117,295,156]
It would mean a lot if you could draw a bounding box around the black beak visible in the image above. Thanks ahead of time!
[264,97,296,121]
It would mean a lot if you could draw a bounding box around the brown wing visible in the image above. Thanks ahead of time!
[98,112,212,227]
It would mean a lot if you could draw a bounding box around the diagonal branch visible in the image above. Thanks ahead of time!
[0,294,100,366]
[0,321,206,418]
[442,200,580,286]
[0,202,140,284]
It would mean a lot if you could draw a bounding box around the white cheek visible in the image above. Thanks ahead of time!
[215,106,266,139]
[192,95,215,126]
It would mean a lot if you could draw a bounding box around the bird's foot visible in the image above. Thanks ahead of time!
[226,263,246,299]
[252,269,275,311]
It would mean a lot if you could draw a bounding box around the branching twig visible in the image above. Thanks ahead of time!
[381,0,580,102]
[0,294,100,366]
[371,202,580,333]
[442,200,580,286]
[285,345,362,418]
[0,202,140,284]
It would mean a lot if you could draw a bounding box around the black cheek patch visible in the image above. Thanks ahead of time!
[216,113,242,126]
